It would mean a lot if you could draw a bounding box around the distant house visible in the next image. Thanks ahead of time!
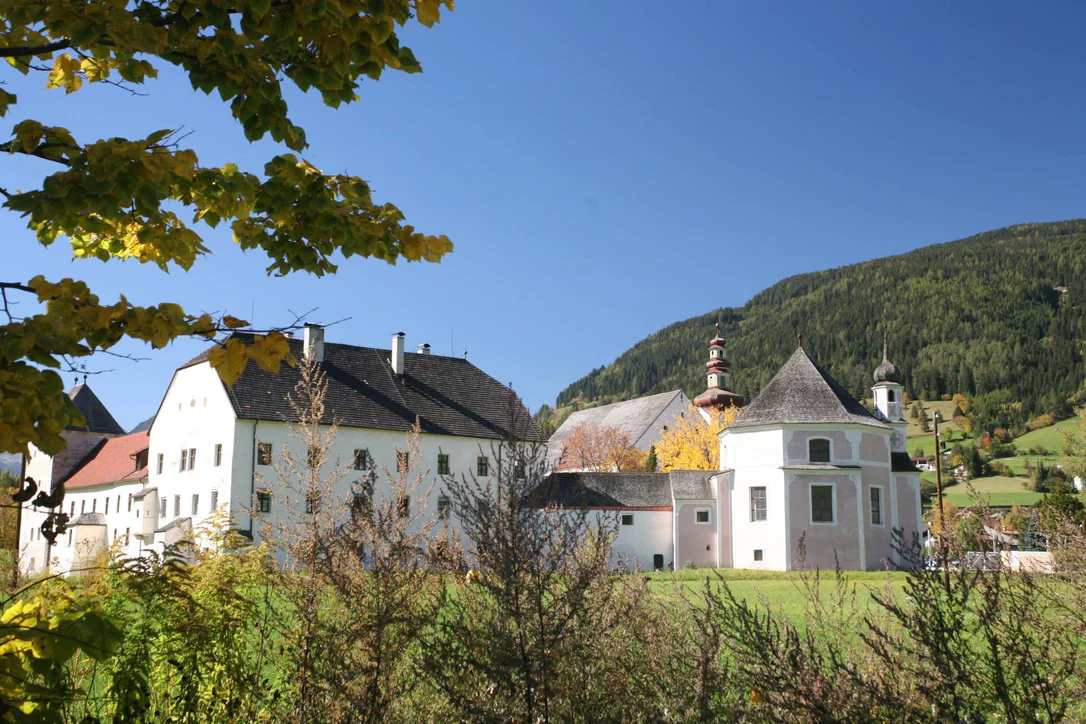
[546,390,693,470]
[912,457,936,472]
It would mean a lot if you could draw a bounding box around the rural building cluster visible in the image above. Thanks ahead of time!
[17,326,921,575]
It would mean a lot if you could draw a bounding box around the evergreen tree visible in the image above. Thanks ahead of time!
[645,445,658,472]
[1032,460,1049,493]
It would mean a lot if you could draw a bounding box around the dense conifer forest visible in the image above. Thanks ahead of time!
[548,221,1086,432]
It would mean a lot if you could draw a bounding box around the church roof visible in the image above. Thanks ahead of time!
[66,384,125,435]
[730,347,888,430]
[547,390,684,464]
[179,333,542,442]
[50,431,111,487]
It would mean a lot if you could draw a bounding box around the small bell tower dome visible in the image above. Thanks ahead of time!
[872,335,907,452]
[694,324,744,411]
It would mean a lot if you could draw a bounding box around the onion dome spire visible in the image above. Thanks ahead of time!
[872,333,904,385]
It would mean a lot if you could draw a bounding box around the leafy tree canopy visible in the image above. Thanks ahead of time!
[0,0,455,456]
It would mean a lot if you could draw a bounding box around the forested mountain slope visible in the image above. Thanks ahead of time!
[552,221,1086,426]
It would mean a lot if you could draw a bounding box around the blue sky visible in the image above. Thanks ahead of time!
[6,2,1086,430]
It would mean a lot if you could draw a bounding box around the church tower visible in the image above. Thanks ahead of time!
[872,335,907,453]
[694,325,744,411]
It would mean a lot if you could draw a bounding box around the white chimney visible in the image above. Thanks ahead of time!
[303,324,324,363]
[417,343,431,355]
[391,332,405,375]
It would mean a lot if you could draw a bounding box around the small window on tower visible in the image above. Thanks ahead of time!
[809,439,831,464]
[887,390,896,402]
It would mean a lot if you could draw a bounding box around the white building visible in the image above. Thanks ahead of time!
[532,335,923,571]
[19,327,542,575]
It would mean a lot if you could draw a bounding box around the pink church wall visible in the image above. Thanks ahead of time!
[863,466,894,570]
[716,473,732,568]
[674,502,716,568]
[786,430,853,463]
[859,433,888,463]
[787,473,861,570]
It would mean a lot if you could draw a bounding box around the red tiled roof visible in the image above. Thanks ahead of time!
[64,431,149,489]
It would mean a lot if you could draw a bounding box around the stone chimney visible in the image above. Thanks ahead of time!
[303,324,324,363]
[391,332,405,375]
[417,343,431,355]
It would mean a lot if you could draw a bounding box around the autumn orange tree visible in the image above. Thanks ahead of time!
[0,0,455,458]
[558,422,645,472]
[654,403,737,471]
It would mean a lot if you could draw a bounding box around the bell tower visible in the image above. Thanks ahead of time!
[872,335,907,453]
[694,324,744,412]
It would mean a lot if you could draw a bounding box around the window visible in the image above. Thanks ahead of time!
[887,390,896,402]
[307,445,321,469]
[397,494,410,519]
[68,530,73,547]
[116,494,120,512]
[104,497,109,515]
[437,494,451,520]
[477,456,489,477]
[397,450,409,474]
[352,449,370,471]
[92,499,97,513]
[180,449,188,472]
[750,487,767,522]
[210,489,219,511]
[214,444,222,467]
[754,549,764,562]
[811,485,835,523]
[173,495,181,517]
[124,528,130,546]
[127,494,132,513]
[695,508,711,524]
[160,497,166,517]
[188,448,196,471]
[157,454,163,475]
[257,491,271,513]
[437,453,450,476]
[871,486,883,526]
[513,457,526,479]
[305,494,318,515]
[192,494,199,516]
[70,501,74,517]
[621,513,634,526]
[808,439,831,464]
[80,500,85,515]
[257,443,272,466]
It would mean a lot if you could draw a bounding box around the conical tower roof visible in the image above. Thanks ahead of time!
[67,383,125,435]
[731,347,887,430]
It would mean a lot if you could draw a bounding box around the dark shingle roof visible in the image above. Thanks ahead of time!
[155,517,191,534]
[669,470,717,500]
[891,453,920,472]
[529,472,673,508]
[731,347,888,430]
[66,384,125,435]
[70,513,106,526]
[182,334,541,442]
[51,432,110,487]
[132,487,157,500]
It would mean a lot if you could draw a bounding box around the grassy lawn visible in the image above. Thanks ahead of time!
[922,470,1043,508]
[645,569,910,623]
[997,455,1066,477]
[903,400,973,457]
[1013,418,1078,455]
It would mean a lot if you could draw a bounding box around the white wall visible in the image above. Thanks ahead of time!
[610,510,673,570]
[50,480,149,575]
[722,427,787,569]
[19,444,53,576]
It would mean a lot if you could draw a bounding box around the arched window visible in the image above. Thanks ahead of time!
[887,390,896,402]
[808,438,831,463]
